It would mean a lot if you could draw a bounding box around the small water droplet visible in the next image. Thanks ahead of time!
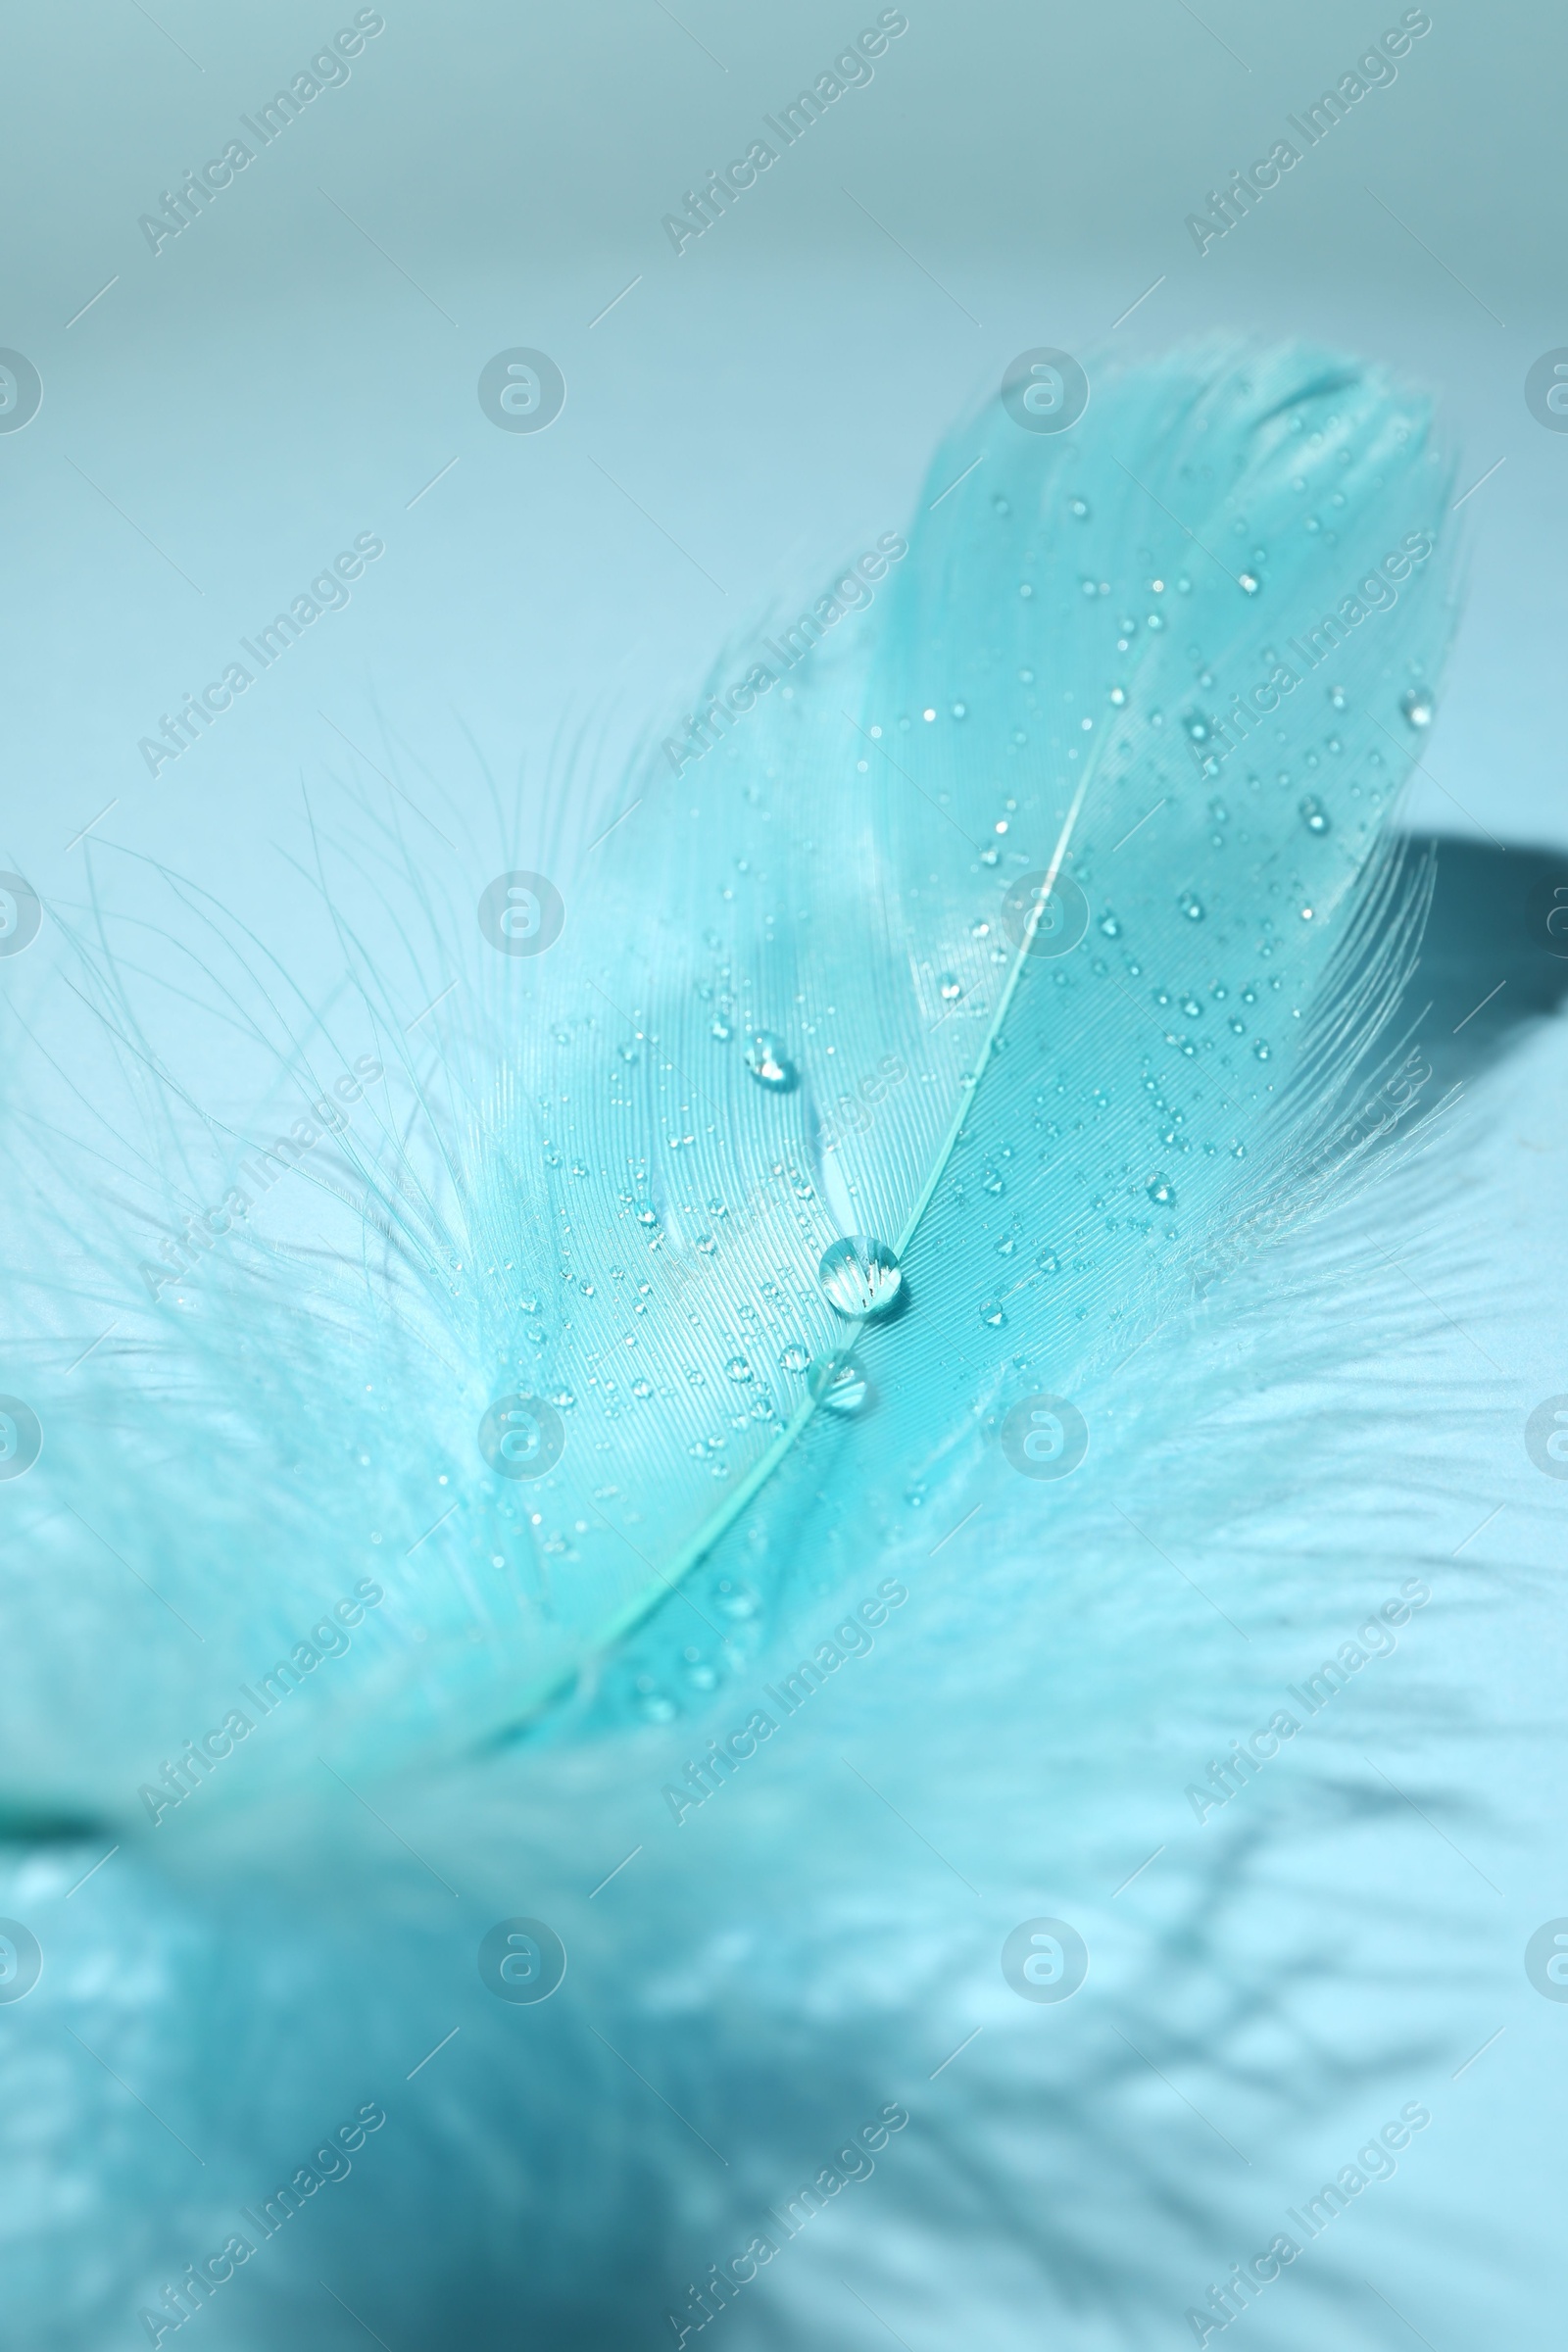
[1400,687,1435,729]
[779,1345,809,1374]
[817,1236,903,1320]
[725,1355,752,1382]
[1253,1041,1271,1061]
[1179,893,1205,922]
[1146,1175,1175,1206]
[1069,496,1091,519]
[979,1299,1006,1328]
[549,1388,576,1409]
[632,1379,652,1397]
[710,1018,732,1042]
[1108,685,1126,707]
[1329,684,1347,710]
[745,1031,796,1090]
[811,1359,874,1416]
[1146,611,1164,630]
[1299,795,1331,835]
[1037,1249,1060,1273]
[939,973,962,1002]
[1238,571,1260,595]
[635,1203,658,1227]
[1099,913,1121,938]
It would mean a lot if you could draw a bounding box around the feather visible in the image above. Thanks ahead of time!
[2,337,1520,2350]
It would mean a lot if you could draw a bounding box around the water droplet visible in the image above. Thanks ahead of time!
[632,1379,653,1397]
[1069,496,1091,519]
[635,1203,658,1227]
[1146,1175,1175,1206]
[1018,582,1034,600]
[1179,893,1205,922]
[993,495,1010,515]
[1400,687,1435,729]
[1146,611,1164,631]
[952,701,967,719]
[779,1345,809,1374]
[810,1359,874,1416]
[1299,795,1331,834]
[1108,685,1126,707]
[939,973,962,1002]
[1238,571,1260,595]
[979,1299,1006,1328]
[1099,913,1121,938]
[549,1388,576,1409]
[745,1031,796,1090]
[1184,713,1209,743]
[1037,1249,1060,1273]
[725,1355,753,1382]
[710,1018,732,1042]
[1253,1041,1271,1061]
[1329,684,1347,710]
[817,1236,903,1320]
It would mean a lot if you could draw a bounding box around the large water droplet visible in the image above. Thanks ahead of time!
[745,1031,797,1090]
[810,1359,874,1416]
[725,1355,753,1382]
[817,1236,903,1319]
[1400,687,1435,729]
